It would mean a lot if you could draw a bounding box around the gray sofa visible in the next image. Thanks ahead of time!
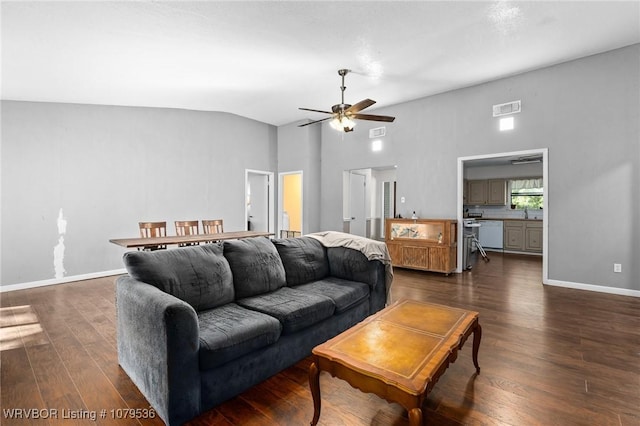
[116,235,388,425]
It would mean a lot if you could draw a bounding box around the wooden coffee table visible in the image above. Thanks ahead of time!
[309,299,481,425]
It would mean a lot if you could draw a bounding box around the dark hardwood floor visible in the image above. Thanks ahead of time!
[2,253,639,425]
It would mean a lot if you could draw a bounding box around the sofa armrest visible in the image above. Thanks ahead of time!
[326,247,387,313]
[116,276,200,425]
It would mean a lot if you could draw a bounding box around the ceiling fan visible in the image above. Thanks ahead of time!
[298,69,396,132]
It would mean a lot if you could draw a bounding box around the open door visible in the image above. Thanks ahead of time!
[349,172,366,237]
[279,171,303,237]
[245,170,274,233]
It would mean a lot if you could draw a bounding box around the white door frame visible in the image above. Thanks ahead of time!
[457,148,549,283]
[245,169,275,233]
[278,170,303,237]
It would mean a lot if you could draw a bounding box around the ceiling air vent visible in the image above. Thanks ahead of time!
[369,126,386,138]
[492,100,521,117]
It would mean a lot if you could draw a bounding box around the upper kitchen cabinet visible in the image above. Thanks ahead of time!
[467,180,486,204]
[466,179,506,206]
[487,179,507,204]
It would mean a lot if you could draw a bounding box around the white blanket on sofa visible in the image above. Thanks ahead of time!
[307,231,393,303]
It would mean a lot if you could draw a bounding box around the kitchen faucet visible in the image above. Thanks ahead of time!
[524,207,529,219]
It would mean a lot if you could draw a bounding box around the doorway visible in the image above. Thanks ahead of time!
[343,166,397,239]
[349,172,367,237]
[279,171,303,237]
[457,148,548,283]
[245,169,274,233]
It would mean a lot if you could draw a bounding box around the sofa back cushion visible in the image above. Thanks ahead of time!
[122,244,234,311]
[224,237,286,298]
[272,237,329,286]
[327,246,374,284]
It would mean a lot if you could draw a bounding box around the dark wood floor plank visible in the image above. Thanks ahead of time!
[184,409,234,426]
[213,397,273,425]
[1,347,49,425]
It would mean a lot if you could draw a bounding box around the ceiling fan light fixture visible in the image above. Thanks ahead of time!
[330,115,356,132]
[298,68,395,132]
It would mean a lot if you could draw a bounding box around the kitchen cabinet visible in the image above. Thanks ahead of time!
[487,179,507,205]
[467,180,486,205]
[466,179,506,205]
[504,221,525,250]
[503,220,542,253]
[385,218,457,274]
[524,222,543,252]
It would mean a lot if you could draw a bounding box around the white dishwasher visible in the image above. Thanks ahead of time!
[478,220,503,250]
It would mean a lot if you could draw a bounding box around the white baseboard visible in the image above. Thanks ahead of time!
[545,279,640,298]
[1,269,127,293]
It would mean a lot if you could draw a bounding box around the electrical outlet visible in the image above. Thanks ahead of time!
[614,263,622,273]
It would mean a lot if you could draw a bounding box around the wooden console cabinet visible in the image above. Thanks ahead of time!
[385,218,457,274]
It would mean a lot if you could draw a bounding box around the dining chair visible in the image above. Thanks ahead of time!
[202,219,224,234]
[138,221,167,251]
[175,220,200,247]
[201,219,224,244]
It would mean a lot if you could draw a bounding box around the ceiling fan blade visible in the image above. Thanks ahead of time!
[299,107,333,114]
[298,117,333,127]
[346,99,376,114]
[351,113,396,122]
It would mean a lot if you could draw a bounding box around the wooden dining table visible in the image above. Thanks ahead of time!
[109,231,273,249]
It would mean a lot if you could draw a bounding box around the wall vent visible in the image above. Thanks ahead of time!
[369,127,386,139]
[492,100,521,117]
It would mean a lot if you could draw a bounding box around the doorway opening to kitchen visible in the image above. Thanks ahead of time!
[457,148,548,284]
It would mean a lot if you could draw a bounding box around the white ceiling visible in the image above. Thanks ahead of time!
[2,1,639,127]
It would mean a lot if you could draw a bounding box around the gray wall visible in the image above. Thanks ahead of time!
[316,44,639,291]
[1,102,277,286]
[276,122,321,234]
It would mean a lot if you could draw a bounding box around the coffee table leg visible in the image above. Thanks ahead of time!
[408,407,423,426]
[309,360,321,425]
[472,322,482,373]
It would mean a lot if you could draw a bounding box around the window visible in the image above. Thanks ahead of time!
[510,178,543,209]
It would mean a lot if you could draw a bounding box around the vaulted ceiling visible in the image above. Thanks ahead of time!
[2,1,639,126]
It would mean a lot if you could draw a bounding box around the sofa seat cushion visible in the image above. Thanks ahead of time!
[198,303,282,371]
[237,287,335,335]
[293,278,369,313]
[224,237,287,298]
[123,243,234,311]
[272,237,329,286]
